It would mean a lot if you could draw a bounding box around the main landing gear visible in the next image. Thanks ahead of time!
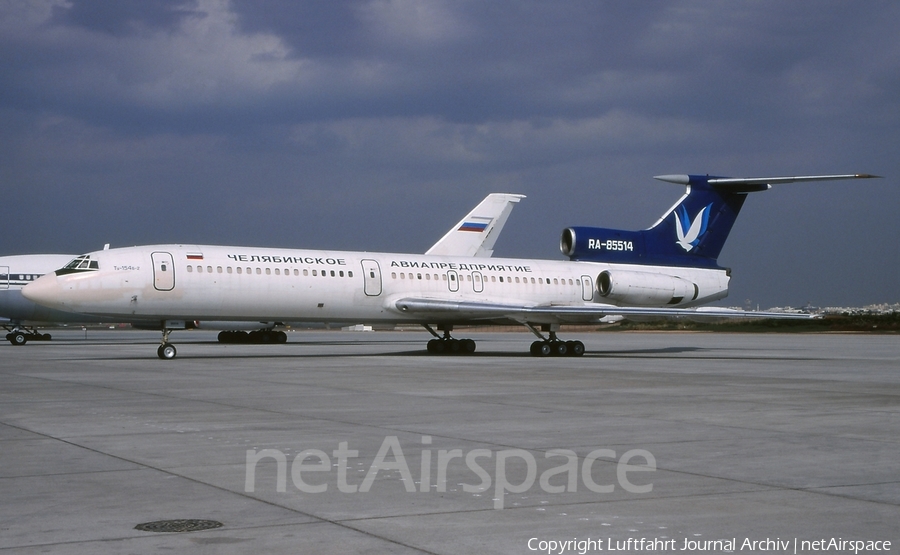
[423,324,477,355]
[420,323,585,357]
[526,324,585,357]
[5,326,52,346]
[217,330,287,344]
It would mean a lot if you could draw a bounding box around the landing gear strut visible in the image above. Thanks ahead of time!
[526,324,585,357]
[423,324,476,355]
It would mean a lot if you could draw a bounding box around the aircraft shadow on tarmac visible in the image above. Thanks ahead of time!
[15,333,823,361]
[31,340,827,361]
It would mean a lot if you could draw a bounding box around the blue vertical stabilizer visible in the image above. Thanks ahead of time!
[560,173,878,268]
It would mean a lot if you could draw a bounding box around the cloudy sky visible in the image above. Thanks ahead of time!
[1,0,897,308]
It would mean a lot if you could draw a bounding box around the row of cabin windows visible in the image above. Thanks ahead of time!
[185,265,353,278]
[183,264,576,286]
[390,272,580,286]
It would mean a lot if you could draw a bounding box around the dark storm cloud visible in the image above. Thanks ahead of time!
[1,0,898,307]
[50,0,203,36]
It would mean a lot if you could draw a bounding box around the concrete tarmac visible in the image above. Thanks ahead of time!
[1,329,898,554]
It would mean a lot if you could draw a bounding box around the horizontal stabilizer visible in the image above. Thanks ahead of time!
[654,173,880,192]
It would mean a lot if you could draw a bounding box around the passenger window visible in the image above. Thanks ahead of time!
[266,268,271,275]
[217,266,223,273]
[348,271,353,278]
[275,268,280,275]
[187,265,193,273]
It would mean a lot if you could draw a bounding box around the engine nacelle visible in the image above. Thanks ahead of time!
[560,227,646,263]
[596,270,698,306]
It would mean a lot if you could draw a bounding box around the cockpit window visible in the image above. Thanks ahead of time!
[56,255,99,275]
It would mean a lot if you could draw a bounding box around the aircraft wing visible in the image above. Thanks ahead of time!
[425,193,526,258]
[394,297,817,324]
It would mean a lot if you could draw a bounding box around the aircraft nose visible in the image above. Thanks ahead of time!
[22,274,66,309]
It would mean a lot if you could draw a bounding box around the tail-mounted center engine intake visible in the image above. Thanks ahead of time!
[560,227,647,263]
[596,270,698,306]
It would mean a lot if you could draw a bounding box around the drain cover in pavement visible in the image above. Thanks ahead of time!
[134,519,223,533]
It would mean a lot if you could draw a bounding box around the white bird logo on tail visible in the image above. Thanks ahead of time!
[674,204,712,252]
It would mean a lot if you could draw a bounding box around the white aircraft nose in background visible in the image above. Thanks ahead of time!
[21,272,65,310]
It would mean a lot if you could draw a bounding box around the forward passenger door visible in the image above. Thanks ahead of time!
[151,252,175,291]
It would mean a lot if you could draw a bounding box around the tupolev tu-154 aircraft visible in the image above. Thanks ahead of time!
[23,173,878,359]
[2,193,523,345]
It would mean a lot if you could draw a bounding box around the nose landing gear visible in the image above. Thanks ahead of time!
[157,328,177,360]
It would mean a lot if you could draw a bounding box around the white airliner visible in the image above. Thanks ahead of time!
[2,194,523,345]
[23,174,878,359]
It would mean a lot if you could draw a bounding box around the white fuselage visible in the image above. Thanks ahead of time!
[24,244,730,325]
